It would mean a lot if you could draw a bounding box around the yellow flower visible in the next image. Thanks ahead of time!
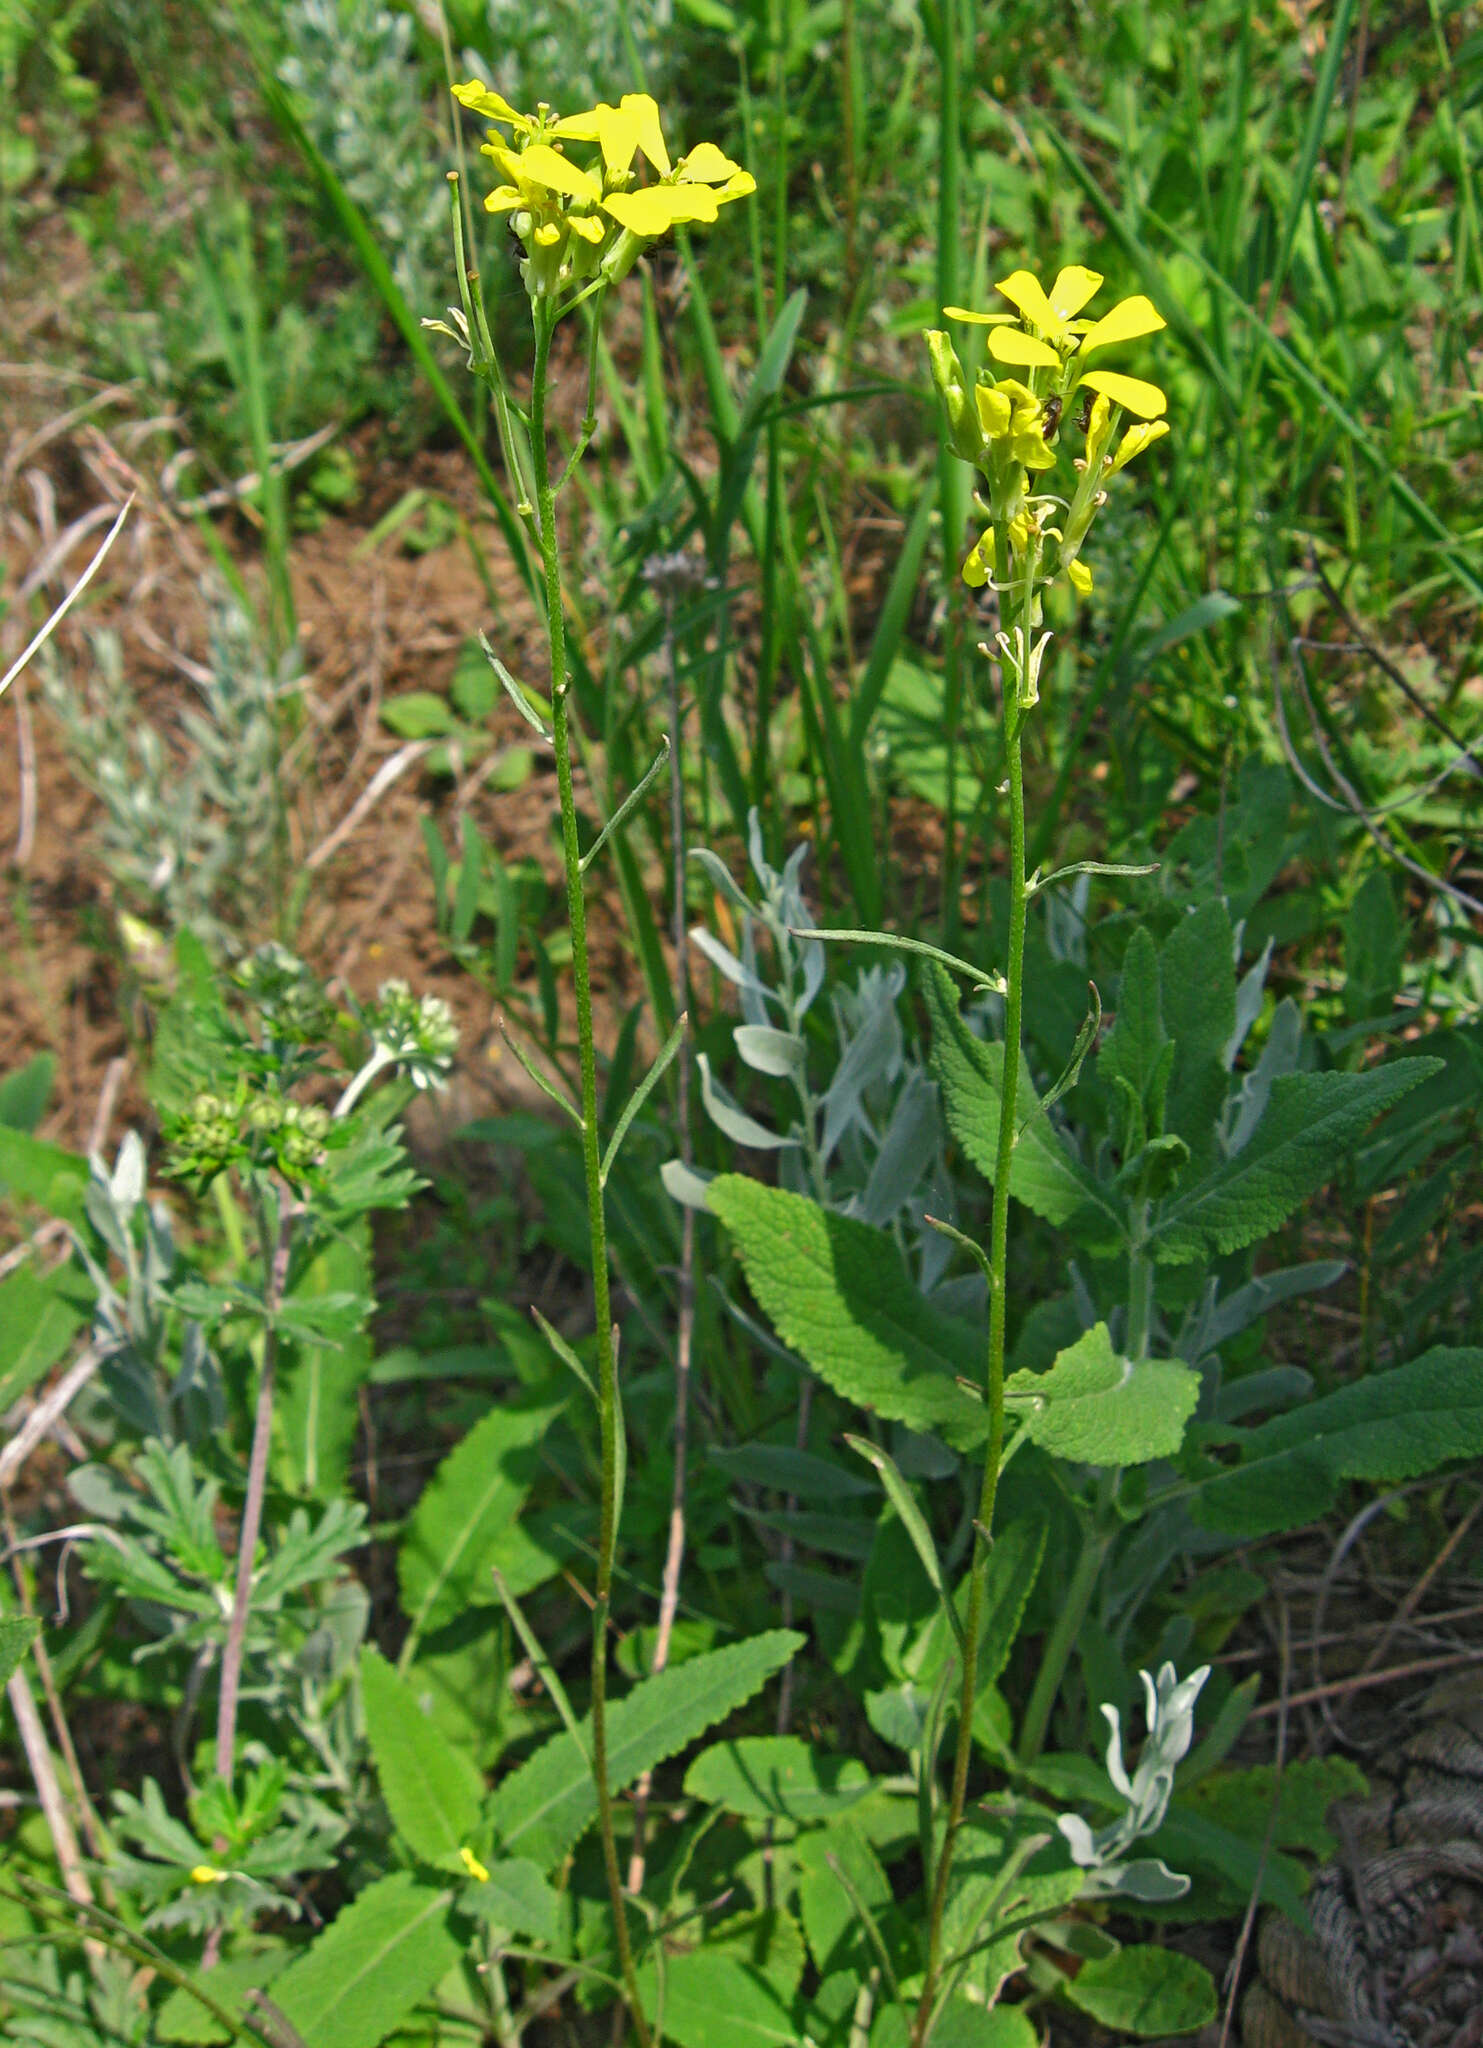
[946,270,1169,420]
[190,1864,229,1885]
[459,1846,491,1883]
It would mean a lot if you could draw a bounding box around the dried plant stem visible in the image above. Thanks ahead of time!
[529,298,652,2048]
[627,598,696,1898]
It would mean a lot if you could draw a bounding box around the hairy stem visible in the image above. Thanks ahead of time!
[911,535,1030,2048]
[627,595,695,1895]
[530,300,652,2048]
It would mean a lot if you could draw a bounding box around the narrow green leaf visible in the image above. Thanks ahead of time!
[361,1649,484,1872]
[580,735,670,874]
[849,491,936,752]
[706,1176,988,1450]
[846,1435,963,1649]
[601,1010,687,1187]
[488,1630,802,1868]
[398,1400,562,1641]
[271,1873,459,2048]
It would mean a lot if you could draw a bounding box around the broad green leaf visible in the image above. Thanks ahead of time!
[974,1513,1048,1688]
[0,1054,55,1133]
[636,1950,800,2048]
[1005,1325,1199,1465]
[684,1736,871,1820]
[1100,928,1167,1111]
[706,1176,988,1450]
[458,1857,559,1941]
[1179,1756,1368,1860]
[1151,1060,1442,1263]
[381,691,458,739]
[361,1649,485,1871]
[155,1952,288,2043]
[0,1127,87,1225]
[0,1614,40,1688]
[924,968,1122,1238]
[272,1872,459,2048]
[398,1399,562,1638]
[1193,1344,1483,1535]
[1062,1946,1217,2035]
[933,2005,1037,2048]
[489,1630,802,1868]
[0,1265,84,1411]
[793,1823,897,1981]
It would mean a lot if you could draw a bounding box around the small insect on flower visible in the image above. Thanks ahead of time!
[1040,394,1063,443]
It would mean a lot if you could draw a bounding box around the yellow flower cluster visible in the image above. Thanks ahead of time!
[451,85,755,297]
[927,266,1170,597]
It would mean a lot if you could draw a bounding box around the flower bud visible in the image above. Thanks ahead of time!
[925,331,982,464]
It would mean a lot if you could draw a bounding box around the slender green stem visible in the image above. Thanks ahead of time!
[529,299,653,2048]
[1125,1206,1154,1361]
[1016,1475,1115,1766]
[910,531,1030,2048]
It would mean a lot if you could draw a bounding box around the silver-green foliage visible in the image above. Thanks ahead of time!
[278,0,447,313]
[40,594,285,948]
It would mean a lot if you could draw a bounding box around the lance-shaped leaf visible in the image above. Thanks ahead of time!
[0,1614,40,1689]
[271,1872,459,2048]
[1150,1059,1443,1264]
[487,1630,802,1868]
[361,1649,485,1872]
[847,1435,963,1649]
[706,1176,988,1449]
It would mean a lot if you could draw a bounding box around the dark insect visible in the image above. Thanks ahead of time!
[1040,394,1063,442]
[1074,389,1094,434]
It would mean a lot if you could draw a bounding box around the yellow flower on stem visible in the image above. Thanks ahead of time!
[946,269,1169,420]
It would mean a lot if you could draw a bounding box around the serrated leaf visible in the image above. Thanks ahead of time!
[488,1630,801,1868]
[1101,928,1167,1109]
[794,1823,897,1981]
[271,1872,459,2048]
[684,1736,871,1820]
[706,1176,987,1450]
[398,1400,562,1638]
[1194,1344,1483,1536]
[1062,1945,1216,2035]
[361,1649,485,1870]
[1161,902,1236,1166]
[457,1857,558,1940]
[0,1614,40,1688]
[924,968,1122,1237]
[1151,1060,1443,1263]
[1005,1324,1199,1465]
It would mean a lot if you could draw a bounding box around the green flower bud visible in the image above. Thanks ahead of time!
[925,330,982,464]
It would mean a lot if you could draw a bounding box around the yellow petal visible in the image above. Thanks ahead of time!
[586,101,639,173]
[1110,418,1170,472]
[678,139,744,184]
[451,81,526,126]
[1048,265,1104,320]
[1067,558,1094,596]
[459,1846,491,1883]
[621,93,671,176]
[483,185,523,213]
[549,108,602,141]
[942,304,1014,325]
[1079,370,1167,419]
[977,384,1012,438]
[533,222,561,247]
[1077,295,1166,356]
[717,170,756,202]
[517,143,601,206]
[486,143,524,181]
[602,184,720,236]
[988,327,1061,368]
[995,269,1060,332]
[962,534,992,588]
[568,212,607,243]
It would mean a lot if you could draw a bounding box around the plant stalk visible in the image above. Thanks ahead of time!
[529,300,652,2048]
[910,534,1030,2048]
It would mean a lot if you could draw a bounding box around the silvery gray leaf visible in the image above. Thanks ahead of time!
[820,982,904,1163]
[687,844,757,917]
[697,1054,797,1151]
[734,1024,807,1078]
[860,1072,938,1226]
[1226,995,1303,1155]
[1225,938,1274,1067]
[689,923,768,996]
[660,1158,717,1209]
